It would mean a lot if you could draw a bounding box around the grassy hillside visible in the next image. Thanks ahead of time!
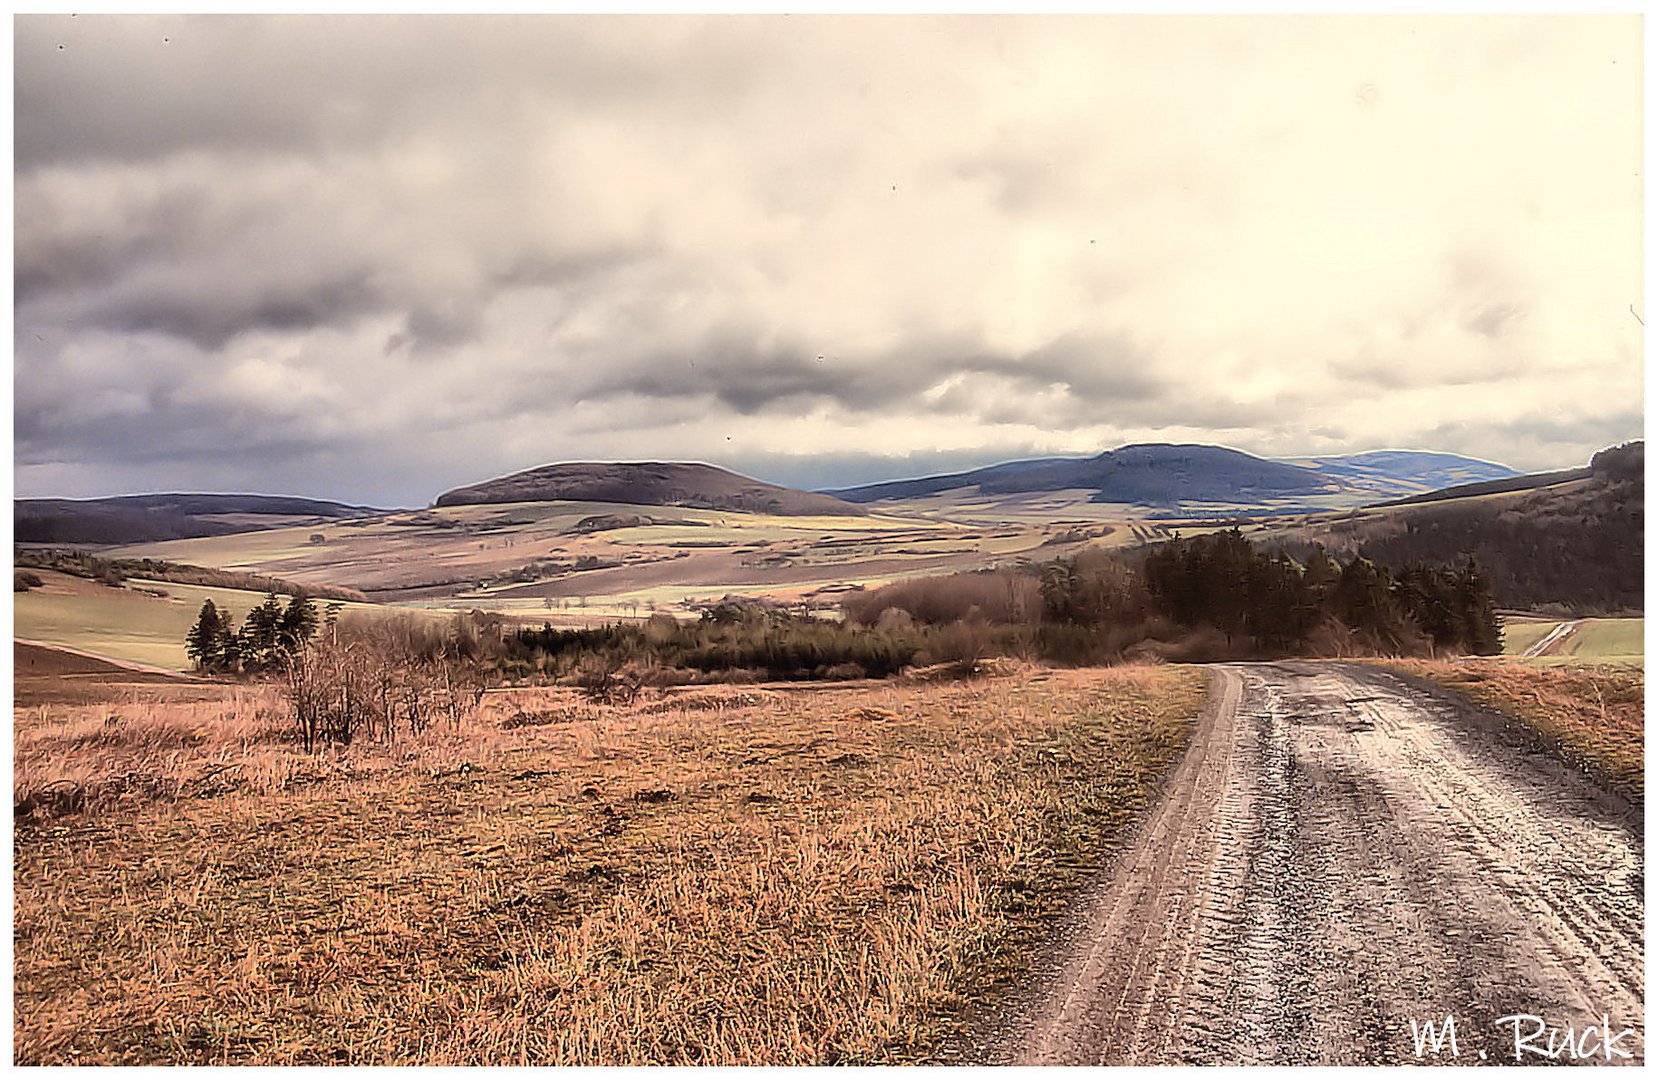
[1554,618,1644,663]
[1273,445,1642,614]
[1501,616,1643,665]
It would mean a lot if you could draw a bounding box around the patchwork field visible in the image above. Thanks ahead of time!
[14,663,1206,1065]
[106,500,1161,614]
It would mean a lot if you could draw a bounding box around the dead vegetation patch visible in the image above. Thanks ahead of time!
[16,664,1204,1065]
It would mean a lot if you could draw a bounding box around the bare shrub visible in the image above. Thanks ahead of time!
[913,619,992,676]
[843,569,1040,627]
[283,634,485,751]
[571,653,642,705]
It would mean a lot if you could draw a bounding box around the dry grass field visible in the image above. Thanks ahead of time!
[14,659,1205,1065]
[1384,657,1644,802]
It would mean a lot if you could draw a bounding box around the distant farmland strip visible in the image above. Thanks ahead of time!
[15,550,368,603]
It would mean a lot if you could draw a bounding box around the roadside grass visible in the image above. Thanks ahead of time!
[15,664,1205,1065]
[1384,658,1643,803]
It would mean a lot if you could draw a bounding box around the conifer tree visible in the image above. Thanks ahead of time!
[185,600,226,670]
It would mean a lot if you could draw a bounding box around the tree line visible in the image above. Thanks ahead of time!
[182,531,1504,752]
[1313,441,1642,615]
[185,593,337,673]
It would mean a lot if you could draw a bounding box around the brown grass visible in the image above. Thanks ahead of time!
[1383,658,1644,802]
[15,664,1204,1064]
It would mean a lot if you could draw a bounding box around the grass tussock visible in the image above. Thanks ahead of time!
[1385,658,1644,802]
[15,664,1205,1065]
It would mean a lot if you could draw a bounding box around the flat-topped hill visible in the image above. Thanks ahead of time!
[434,461,865,517]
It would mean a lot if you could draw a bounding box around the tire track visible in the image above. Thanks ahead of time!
[988,661,1645,1065]
[1523,620,1583,658]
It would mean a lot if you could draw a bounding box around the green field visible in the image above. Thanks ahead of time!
[1502,616,1644,667]
[13,572,381,672]
[1555,618,1644,663]
[1500,618,1557,657]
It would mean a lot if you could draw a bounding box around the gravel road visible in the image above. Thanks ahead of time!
[984,662,1644,1066]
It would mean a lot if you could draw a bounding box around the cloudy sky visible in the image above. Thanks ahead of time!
[14,14,1643,506]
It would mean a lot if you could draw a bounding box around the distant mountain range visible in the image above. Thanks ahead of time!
[11,445,1542,545]
[824,443,1520,514]
[434,461,865,517]
[14,494,382,546]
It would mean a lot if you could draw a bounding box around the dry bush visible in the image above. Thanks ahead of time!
[637,687,783,713]
[912,619,993,675]
[570,654,641,705]
[843,570,1040,627]
[282,612,491,750]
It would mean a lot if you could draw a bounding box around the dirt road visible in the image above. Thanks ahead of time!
[985,662,1644,1065]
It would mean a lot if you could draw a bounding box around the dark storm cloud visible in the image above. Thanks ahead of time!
[83,273,382,351]
[17,390,337,467]
[14,15,782,170]
[1453,411,1646,451]
[1464,302,1525,339]
[562,328,1172,420]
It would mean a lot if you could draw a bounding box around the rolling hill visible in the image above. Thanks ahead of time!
[829,444,1339,504]
[15,494,385,546]
[1371,467,1592,508]
[434,461,866,517]
[828,443,1526,512]
[825,444,1348,518]
[1282,450,1519,498]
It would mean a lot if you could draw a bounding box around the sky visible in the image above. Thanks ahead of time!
[13,14,1645,507]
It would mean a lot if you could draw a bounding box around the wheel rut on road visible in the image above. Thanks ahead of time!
[986,661,1644,1065]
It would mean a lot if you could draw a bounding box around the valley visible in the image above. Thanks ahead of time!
[13,440,1645,1065]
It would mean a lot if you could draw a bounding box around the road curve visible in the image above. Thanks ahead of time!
[985,662,1644,1066]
